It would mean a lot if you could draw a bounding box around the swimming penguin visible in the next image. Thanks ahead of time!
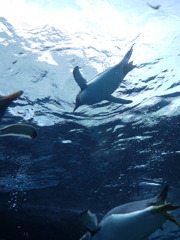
[0,91,38,139]
[147,3,161,10]
[0,124,37,139]
[73,45,135,111]
[79,186,180,240]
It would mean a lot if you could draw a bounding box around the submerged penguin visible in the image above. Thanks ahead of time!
[147,3,161,10]
[0,91,37,139]
[79,186,180,240]
[73,45,135,111]
[0,123,37,139]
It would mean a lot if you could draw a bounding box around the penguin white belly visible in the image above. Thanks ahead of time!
[91,207,166,240]
[80,84,107,105]
[80,67,124,105]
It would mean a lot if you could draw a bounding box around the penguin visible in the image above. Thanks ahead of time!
[147,3,161,10]
[79,186,180,240]
[0,124,37,139]
[0,91,37,139]
[0,91,23,119]
[73,45,136,112]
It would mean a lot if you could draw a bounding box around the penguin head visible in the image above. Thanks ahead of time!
[73,93,82,112]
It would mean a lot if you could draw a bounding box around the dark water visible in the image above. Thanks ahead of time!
[0,0,180,239]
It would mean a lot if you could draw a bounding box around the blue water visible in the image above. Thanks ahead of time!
[0,0,180,239]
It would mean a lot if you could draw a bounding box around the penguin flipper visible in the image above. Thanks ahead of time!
[79,210,98,232]
[73,66,87,90]
[107,95,133,104]
[0,124,38,139]
[0,91,23,119]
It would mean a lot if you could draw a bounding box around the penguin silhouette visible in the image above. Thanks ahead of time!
[73,45,135,111]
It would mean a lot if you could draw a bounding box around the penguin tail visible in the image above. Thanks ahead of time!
[123,60,136,75]
[120,44,136,75]
[79,210,98,233]
[121,44,135,64]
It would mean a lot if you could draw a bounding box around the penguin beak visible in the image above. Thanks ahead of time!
[73,95,81,112]
[73,104,78,112]
[73,106,76,112]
